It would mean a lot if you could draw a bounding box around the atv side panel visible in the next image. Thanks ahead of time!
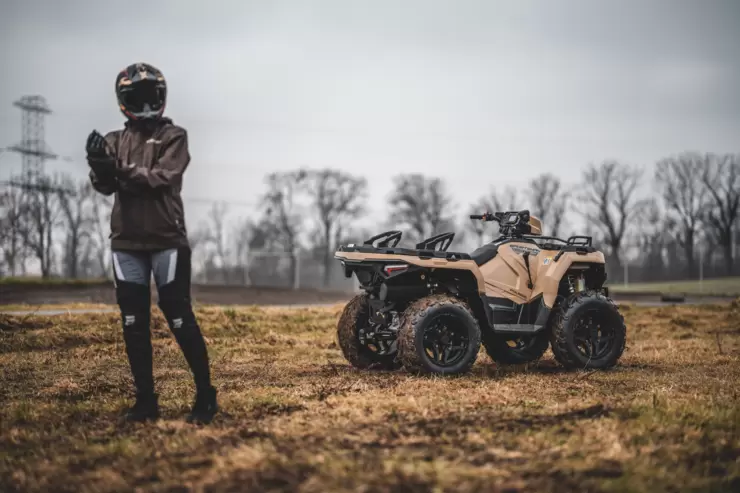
[476,242,605,308]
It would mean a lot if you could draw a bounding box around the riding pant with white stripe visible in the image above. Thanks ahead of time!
[112,247,211,396]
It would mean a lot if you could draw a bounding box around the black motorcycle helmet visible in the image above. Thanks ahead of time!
[115,63,167,120]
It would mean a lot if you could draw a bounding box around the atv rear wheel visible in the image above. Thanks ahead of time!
[337,294,401,370]
[397,295,481,375]
[483,332,549,365]
[550,290,626,369]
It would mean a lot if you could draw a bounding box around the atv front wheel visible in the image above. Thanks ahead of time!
[337,294,400,370]
[398,295,481,375]
[550,290,626,369]
[483,332,549,365]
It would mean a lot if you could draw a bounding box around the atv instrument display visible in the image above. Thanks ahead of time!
[335,209,626,375]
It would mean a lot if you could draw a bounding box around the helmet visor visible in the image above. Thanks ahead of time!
[120,80,165,116]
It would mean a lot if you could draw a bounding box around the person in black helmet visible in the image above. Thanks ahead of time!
[86,62,218,424]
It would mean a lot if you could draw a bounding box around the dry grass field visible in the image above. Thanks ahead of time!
[608,277,740,297]
[1,301,739,492]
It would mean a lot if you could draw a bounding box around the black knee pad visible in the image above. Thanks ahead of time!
[117,281,151,333]
[158,294,197,335]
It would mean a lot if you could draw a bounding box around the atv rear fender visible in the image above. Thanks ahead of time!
[531,251,606,308]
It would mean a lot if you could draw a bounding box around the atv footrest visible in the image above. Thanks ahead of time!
[493,324,545,335]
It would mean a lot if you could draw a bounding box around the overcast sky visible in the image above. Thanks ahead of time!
[1,0,739,232]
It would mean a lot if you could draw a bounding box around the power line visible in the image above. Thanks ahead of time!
[0,179,76,196]
[184,195,260,208]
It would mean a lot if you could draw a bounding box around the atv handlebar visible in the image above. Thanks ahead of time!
[469,212,497,222]
[470,210,533,237]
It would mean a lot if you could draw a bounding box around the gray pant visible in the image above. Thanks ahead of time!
[112,247,211,396]
[112,249,179,289]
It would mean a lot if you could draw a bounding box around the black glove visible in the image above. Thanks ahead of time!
[86,130,112,158]
[86,130,116,183]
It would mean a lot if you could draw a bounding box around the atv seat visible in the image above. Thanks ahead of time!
[470,243,499,266]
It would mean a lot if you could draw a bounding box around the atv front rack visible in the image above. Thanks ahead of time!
[527,235,595,261]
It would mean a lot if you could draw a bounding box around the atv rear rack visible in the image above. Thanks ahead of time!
[415,232,455,252]
[364,230,403,248]
[337,243,471,261]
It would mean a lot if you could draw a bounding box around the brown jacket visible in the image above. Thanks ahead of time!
[89,118,190,251]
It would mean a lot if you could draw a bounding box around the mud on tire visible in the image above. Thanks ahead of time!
[483,332,549,365]
[337,294,400,370]
[397,295,481,375]
[550,290,626,370]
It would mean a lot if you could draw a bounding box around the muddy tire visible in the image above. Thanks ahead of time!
[397,295,481,375]
[337,294,400,370]
[550,290,626,369]
[483,332,549,365]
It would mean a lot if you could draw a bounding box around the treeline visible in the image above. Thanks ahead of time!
[1,151,738,287]
[0,173,112,279]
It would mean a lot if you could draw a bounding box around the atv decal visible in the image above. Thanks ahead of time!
[543,257,552,265]
[510,245,541,256]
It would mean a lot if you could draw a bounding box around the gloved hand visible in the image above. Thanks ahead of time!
[86,130,112,158]
[86,130,116,183]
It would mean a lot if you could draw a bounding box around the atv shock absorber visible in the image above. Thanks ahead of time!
[567,274,575,294]
[569,273,586,293]
[576,274,586,292]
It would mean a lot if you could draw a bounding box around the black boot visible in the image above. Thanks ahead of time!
[186,386,218,424]
[125,393,160,422]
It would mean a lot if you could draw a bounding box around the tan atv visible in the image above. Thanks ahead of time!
[334,210,626,375]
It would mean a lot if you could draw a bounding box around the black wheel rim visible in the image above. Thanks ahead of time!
[422,313,470,367]
[572,308,618,361]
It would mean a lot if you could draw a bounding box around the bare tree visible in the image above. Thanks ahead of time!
[636,200,668,280]
[196,202,231,283]
[701,153,740,274]
[90,192,113,278]
[0,184,28,276]
[231,217,254,285]
[475,186,520,213]
[263,171,306,286]
[465,202,489,245]
[578,161,645,274]
[655,152,707,277]
[527,173,568,237]
[19,174,64,278]
[57,177,95,279]
[244,217,292,287]
[389,174,454,244]
[465,186,520,246]
[303,169,367,287]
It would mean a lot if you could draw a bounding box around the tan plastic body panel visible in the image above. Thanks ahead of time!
[528,216,543,235]
[335,251,485,292]
[477,242,605,307]
[337,243,605,309]
[530,250,605,307]
[477,243,537,303]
